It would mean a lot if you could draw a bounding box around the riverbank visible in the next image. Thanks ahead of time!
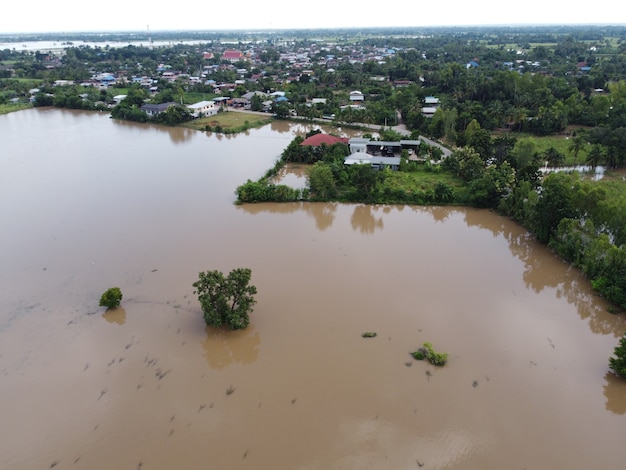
[0,102,32,115]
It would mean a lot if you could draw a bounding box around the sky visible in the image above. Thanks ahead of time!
[1,0,622,34]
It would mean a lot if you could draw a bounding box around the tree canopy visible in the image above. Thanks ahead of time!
[193,268,257,330]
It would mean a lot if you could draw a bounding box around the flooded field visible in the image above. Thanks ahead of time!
[1,109,625,469]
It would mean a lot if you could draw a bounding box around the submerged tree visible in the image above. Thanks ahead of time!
[99,287,123,309]
[193,268,257,330]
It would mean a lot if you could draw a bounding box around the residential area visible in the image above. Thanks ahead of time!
[1,26,625,172]
[2,25,624,142]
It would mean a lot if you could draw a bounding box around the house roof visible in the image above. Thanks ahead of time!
[187,100,215,109]
[345,152,373,165]
[242,91,266,100]
[141,102,176,112]
[300,133,349,147]
[223,50,243,60]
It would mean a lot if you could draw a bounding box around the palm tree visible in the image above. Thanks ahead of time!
[605,146,620,169]
[513,107,527,132]
[585,144,605,169]
[568,132,586,164]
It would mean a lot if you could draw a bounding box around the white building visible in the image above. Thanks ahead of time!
[349,90,364,102]
[187,100,217,118]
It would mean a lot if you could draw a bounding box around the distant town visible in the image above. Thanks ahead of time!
[1,25,625,135]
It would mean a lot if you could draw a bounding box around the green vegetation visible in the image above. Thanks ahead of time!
[0,102,31,115]
[99,287,123,309]
[503,171,626,309]
[609,334,626,378]
[361,332,377,338]
[236,130,469,205]
[411,350,426,361]
[192,268,257,330]
[412,342,449,366]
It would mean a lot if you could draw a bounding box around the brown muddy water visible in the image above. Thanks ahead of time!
[1,108,625,470]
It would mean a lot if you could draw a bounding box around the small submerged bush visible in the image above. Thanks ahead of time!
[100,287,123,309]
[412,342,448,366]
[411,350,426,360]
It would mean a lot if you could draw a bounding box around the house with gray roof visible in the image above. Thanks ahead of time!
[140,102,177,116]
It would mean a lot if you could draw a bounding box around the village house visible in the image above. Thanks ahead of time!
[140,102,177,116]
[349,90,364,102]
[343,137,421,170]
[112,95,127,106]
[223,50,244,62]
[187,100,217,118]
[422,96,440,118]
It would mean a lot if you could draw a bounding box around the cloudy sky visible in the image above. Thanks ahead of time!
[1,0,621,34]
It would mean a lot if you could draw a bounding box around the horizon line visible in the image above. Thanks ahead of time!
[2,23,626,36]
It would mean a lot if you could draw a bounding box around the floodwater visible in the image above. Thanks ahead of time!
[1,109,625,470]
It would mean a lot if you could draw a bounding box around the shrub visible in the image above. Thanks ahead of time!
[99,287,123,309]
[361,332,377,338]
[411,350,426,360]
[413,342,448,366]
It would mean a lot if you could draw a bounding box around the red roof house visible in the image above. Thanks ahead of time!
[300,133,349,147]
[223,50,243,61]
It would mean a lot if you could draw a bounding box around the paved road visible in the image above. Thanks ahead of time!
[389,123,452,157]
[229,107,453,157]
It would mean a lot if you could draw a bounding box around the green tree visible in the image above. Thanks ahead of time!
[193,268,257,330]
[585,144,605,168]
[532,173,579,244]
[453,146,485,181]
[429,108,445,138]
[251,94,263,112]
[349,164,384,201]
[99,287,123,309]
[609,333,626,378]
[568,132,587,164]
[155,104,191,125]
[307,161,336,200]
[544,146,566,167]
[510,137,540,170]
[469,161,516,208]
[272,101,290,119]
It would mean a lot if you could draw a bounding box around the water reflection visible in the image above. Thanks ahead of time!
[350,205,384,234]
[272,163,308,190]
[111,119,197,143]
[102,307,126,325]
[308,202,337,231]
[270,120,294,134]
[461,207,626,337]
[201,325,260,369]
[415,205,454,223]
[164,126,196,144]
[237,202,337,231]
[603,372,626,415]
